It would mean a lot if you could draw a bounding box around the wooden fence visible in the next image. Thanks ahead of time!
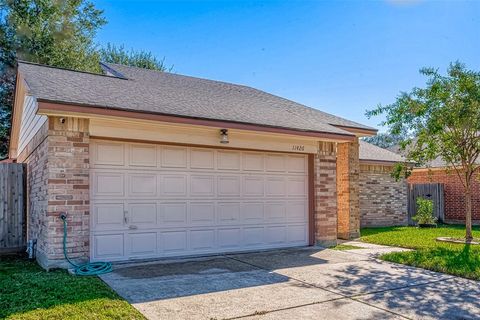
[407,183,445,225]
[0,163,26,253]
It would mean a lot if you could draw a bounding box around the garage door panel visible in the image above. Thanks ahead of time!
[190,148,215,169]
[266,154,286,172]
[266,226,288,244]
[91,140,309,262]
[129,144,157,167]
[287,155,307,173]
[161,230,187,253]
[190,229,215,250]
[242,202,264,223]
[265,177,286,197]
[160,202,187,226]
[190,202,215,225]
[287,201,308,222]
[217,202,240,225]
[218,228,241,248]
[265,202,287,222]
[288,177,307,197]
[243,176,264,197]
[128,174,157,197]
[92,172,125,197]
[128,232,157,257]
[128,203,157,226]
[93,233,124,260]
[190,175,215,196]
[161,175,187,196]
[161,146,187,168]
[92,141,125,167]
[243,152,264,171]
[217,151,241,170]
[244,227,264,246]
[288,225,308,243]
[217,176,241,197]
[93,202,125,231]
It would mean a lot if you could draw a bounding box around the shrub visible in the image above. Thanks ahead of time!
[413,197,436,225]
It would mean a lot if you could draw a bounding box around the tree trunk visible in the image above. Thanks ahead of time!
[465,183,473,241]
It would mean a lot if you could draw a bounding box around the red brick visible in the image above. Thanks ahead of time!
[336,138,360,239]
[408,170,480,222]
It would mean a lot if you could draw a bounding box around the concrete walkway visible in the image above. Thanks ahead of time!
[338,240,411,257]
[100,243,480,320]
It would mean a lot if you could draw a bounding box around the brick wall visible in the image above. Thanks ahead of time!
[19,122,49,261]
[336,138,360,239]
[359,163,408,227]
[408,169,480,222]
[18,117,90,270]
[44,117,90,268]
[313,141,337,246]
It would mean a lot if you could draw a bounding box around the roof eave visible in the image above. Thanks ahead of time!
[359,159,405,165]
[8,68,30,159]
[334,125,378,137]
[36,99,357,142]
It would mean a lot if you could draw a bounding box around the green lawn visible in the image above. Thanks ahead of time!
[361,225,480,280]
[0,256,145,320]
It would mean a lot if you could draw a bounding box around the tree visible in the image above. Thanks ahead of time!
[99,43,170,71]
[0,0,107,159]
[367,62,480,240]
[363,132,406,149]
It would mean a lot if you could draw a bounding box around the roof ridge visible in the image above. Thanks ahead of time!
[103,62,264,91]
[17,60,127,80]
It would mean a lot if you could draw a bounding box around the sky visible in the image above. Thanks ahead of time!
[94,0,480,131]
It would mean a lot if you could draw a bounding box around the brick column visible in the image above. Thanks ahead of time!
[40,117,90,269]
[336,137,360,239]
[313,141,338,246]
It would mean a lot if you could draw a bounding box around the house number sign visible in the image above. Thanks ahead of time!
[292,145,305,151]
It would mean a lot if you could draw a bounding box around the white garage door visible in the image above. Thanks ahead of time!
[90,140,309,262]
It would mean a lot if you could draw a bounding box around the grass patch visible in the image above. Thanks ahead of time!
[0,255,145,320]
[331,244,363,251]
[361,225,480,280]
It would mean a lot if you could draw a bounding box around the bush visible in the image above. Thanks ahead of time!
[413,197,437,225]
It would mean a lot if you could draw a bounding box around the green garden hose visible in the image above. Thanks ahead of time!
[61,214,112,276]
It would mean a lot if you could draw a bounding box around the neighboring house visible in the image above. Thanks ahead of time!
[358,141,407,227]
[388,143,480,224]
[9,61,378,269]
[405,158,480,224]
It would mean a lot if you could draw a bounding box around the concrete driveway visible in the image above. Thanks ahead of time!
[100,244,480,320]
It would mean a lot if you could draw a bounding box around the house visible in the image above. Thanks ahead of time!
[405,157,480,224]
[358,141,407,227]
[9,61,378,269]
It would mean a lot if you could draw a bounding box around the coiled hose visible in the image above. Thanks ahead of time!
[61,214,112,276]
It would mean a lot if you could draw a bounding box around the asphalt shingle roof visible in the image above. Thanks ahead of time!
[359,140,405,163]
[388,143,479,168]
[18,61,376,136]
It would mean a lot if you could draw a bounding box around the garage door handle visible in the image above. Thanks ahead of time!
[129,225,138,230]
[124,211,128,224]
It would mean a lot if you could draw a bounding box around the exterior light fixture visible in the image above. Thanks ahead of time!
[220,129,229,144]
